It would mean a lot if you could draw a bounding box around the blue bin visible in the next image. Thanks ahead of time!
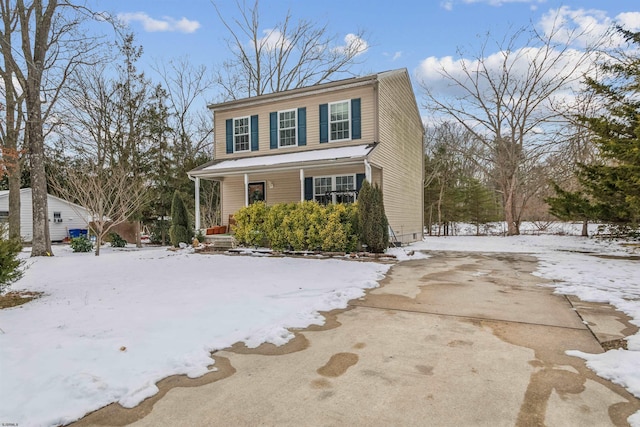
[69,229,88,239]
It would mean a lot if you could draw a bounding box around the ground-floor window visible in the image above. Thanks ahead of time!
[0,210,8,223]
[314,174,357,204]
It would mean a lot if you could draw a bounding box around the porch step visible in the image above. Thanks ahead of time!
[203,234,237,250]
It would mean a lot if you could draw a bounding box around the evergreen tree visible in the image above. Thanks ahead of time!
[0,225,23,293]
[169,190,192,247]
[358,181,389,253]
[549,28,640,229]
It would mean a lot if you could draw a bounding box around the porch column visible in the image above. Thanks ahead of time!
[299,169,305,201]
[364,159,372,182]
[244,173,249,207]
[194,177,201,230]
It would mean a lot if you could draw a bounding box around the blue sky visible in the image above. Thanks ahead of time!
[88,0,639,104]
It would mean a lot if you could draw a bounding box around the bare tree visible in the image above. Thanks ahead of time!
[152,57,218,227]
[0,2,25,240]
[213,0,368,99]
[152,57,214,162]
[49,163,148,256]
[421,19,600,235]
[1,0,104,255]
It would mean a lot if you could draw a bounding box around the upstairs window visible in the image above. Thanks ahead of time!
[278,109,297,147]
[226,115,258,154]
[320,99,359,143]
[234,117,250,152]
[329,101,350,141]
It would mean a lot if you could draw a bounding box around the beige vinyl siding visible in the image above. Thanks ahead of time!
[214,86,376,160]
[221,177,245,226]
[370,70,424,243]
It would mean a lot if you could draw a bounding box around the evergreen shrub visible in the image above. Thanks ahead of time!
[233,201,359,252]
[109,232,127,248]
[70,236,93,253]
[358,181,389,253]
[0,225,23,293]
[169,191,192,247]
[233,201,268,247]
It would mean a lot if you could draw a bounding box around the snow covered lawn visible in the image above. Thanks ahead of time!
[0,246,390,426]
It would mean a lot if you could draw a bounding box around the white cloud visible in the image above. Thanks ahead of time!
[441,1,453,11]
[334,34,369,57]
[117,12,200,34]
[416,44,596,118]
[616,12,640,31]
[256,28,291,52]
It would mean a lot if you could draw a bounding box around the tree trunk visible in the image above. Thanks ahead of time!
[135,220,141,248]
[581,219,588,237]
[8,169,21,241]
[503,175,520,236]
[95,233,101,256]
[27,70,52,256]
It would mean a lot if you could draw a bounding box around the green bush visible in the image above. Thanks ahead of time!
[70,236,93,253]
[321,203,360,252]
[358,181,389,253]
[264,202,295,250]
[233,201,268,247]
[109,232,127,248]
[0,225,23,293]
[149,219,169,245]
[280,201,324,250]
[233,201,360,252]
[169,191,192,247]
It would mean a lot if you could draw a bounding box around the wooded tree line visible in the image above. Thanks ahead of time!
[0,0,365,256]
[422,22,640,237]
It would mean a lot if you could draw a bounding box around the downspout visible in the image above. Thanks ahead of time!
[374,79,380,143]
[364,159,372,183]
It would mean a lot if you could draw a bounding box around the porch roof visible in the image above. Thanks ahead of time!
[189,144,375,178]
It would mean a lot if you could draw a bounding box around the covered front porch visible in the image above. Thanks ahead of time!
[188,144,381,230]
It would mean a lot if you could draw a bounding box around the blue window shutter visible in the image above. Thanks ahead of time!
[304,177,313,200]
[356,173,366,192]
[297,107,306,146]
[351,98,361,140]
[250,115,259,151]
[270,112,278,149]
[319,104,328,143]
[226,119,233,154]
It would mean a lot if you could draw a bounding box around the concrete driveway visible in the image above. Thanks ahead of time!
[74,251,640,426]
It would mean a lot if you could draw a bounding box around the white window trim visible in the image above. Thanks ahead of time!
[278,108,298,148]
[313,174,357,204]
[233,116,251,153]
[328,100,351,143]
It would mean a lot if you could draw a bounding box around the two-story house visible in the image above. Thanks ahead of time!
[188,68,424,244]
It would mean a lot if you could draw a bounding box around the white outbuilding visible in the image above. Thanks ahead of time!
[0,188,91,242]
